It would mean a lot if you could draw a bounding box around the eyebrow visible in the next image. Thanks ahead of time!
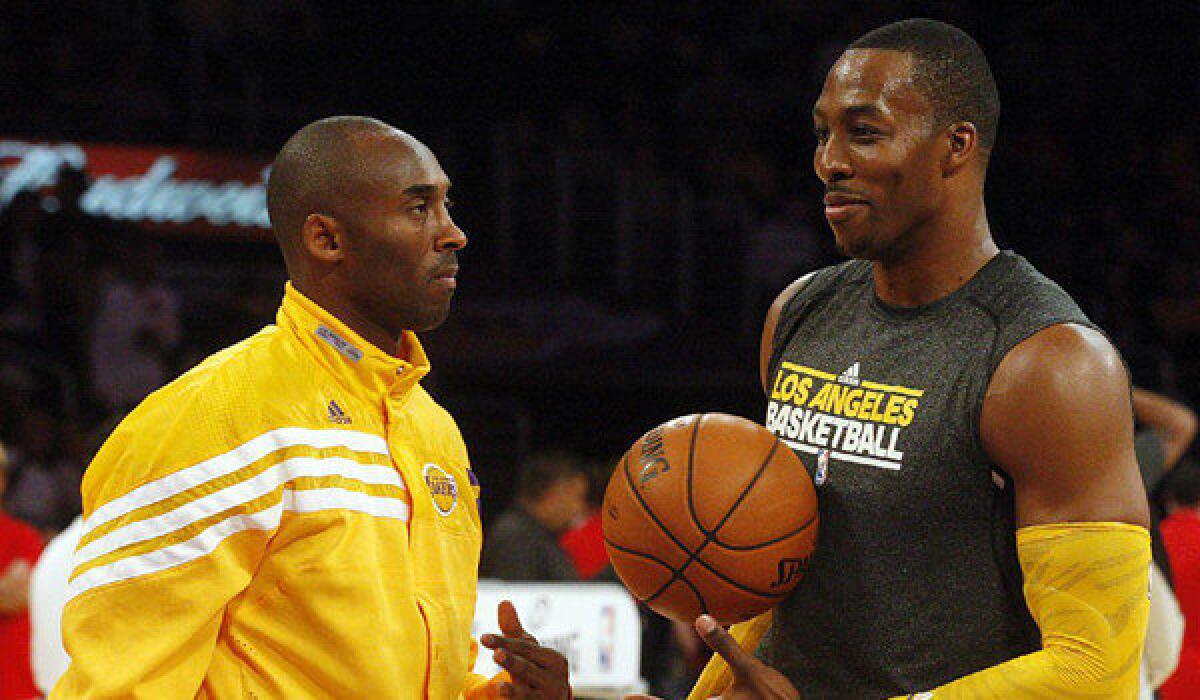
[812,103,886,121]
[402,184,438,197]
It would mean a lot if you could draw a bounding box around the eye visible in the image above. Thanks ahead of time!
[851,124,882,140]
[813,126,829,143]
[410,202,429,216]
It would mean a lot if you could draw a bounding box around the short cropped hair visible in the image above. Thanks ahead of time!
[849,18,1000,150]
[517,451,585,501]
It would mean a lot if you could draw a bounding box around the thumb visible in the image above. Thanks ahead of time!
[497,600,534,640]
[695,615,760,678]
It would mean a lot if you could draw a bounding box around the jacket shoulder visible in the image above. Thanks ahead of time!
[81,326,293,513]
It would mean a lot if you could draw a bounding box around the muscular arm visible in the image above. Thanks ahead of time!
[982,324,1149,528]
[890,324,1152,699]
[1132,387,1198,469]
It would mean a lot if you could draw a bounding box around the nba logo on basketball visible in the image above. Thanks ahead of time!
[815,449,831,485]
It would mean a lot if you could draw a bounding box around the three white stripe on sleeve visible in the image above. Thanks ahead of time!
[68,428,407,601]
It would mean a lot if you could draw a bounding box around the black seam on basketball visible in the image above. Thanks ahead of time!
[706,438,780,538]
[622,426,790,600]
[604,536,708,610]
[685,413,705,537]
[643,415,708,603]
[621,450,695,562]
[709,512,817,551]
[652,437,779,598]
[603,536,679,574]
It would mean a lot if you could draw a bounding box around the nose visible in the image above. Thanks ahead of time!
[435,212,467,252]
[814,134,853,184]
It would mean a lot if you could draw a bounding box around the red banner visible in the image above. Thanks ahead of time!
[0,139,272,239]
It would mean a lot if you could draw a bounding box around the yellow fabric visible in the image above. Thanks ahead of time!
[889,522,1151,699]
[464,671,512,700]
[686,611,774,700]
[54,283,484,699]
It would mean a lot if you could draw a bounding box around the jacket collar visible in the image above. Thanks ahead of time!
[276,282,431,400]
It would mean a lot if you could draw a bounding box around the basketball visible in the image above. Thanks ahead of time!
[601,413,818,626]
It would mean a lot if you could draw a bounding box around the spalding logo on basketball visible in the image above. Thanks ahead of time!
[423,463,459,516]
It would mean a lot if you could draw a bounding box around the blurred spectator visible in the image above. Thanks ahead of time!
[2,409,81,535]
[1132,388,1194,697]
[32,167,118,375]
[0,192,42,317]
[0,442,43,700]
[479,451,587,582]
[29,515,83,696]
[559,459,615,581]
[1161,459,1200,699]
[88,236,181,412]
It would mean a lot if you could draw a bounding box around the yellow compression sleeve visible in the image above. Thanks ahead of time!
[687,610,775,700]
[891,521,1151,699]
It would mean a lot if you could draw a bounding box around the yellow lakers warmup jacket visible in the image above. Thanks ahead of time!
[54,283,490,699]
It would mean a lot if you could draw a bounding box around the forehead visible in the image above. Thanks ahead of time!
[814,49,929,121]
[353,133,449,194]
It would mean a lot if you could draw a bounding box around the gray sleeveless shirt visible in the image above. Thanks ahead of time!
[759,251,1095,698]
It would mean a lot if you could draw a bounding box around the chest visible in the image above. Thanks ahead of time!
[260,388,481,585]
[767,300,998,522]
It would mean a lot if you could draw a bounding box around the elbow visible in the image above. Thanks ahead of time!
[1042,624,1143,695]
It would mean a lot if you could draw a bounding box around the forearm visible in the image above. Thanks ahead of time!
[890,523,1151,699]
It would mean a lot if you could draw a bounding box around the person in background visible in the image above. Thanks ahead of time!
[1131,388,1195,697]
[88,234,181,412]
[29,516,82,696]
[480,451,588,581]
[1160,460,1200,699]
[559,458,614,581]
[0,442,43,700]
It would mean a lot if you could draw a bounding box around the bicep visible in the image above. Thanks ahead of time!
[980,324,1149,528]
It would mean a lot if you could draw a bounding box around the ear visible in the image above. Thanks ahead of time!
[942,122,980,177]
[300,213,346,265]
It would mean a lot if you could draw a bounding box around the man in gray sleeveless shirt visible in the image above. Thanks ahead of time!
[671,19,1153,700]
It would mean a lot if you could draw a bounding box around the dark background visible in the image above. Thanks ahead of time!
[1,0,1198,524]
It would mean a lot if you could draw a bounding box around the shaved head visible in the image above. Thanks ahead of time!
[265,116,466,344]
[267,116,429,268]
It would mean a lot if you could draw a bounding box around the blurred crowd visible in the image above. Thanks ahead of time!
[1,1,1199,697]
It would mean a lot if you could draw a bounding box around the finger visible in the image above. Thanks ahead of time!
[695,615,760,678]
[498,600,536,641]
[483,635,563,669]
[497,681,532,699]
[493,648,548,690]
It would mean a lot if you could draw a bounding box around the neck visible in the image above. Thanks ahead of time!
[292,277,404,358]
[872,198,997,308]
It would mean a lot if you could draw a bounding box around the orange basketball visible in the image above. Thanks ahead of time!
[602,413,818,626]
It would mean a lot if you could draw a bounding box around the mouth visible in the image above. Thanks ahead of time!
[430,266,458,290]
[823,193,870,224]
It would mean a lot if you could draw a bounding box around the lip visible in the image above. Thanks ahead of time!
[823,194,869,224]
[430,266,458,289]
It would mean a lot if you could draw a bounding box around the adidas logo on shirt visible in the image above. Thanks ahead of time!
[837,362,861,387]
[326,400,352,425]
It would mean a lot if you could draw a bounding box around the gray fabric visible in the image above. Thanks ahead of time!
[758,251,1096,699]
[479,507,579,582]
[1134,429,1167,493]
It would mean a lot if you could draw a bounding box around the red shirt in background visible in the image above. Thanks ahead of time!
[1162,508,1200,700]
[559,510,609,580]
[0,512,42,700]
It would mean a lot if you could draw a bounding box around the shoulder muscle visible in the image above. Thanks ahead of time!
[981,323,1148,527]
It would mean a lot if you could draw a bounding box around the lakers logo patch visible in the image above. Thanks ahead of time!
[423,463,459,516]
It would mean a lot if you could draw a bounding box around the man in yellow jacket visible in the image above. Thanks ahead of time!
[54,116,571,699]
